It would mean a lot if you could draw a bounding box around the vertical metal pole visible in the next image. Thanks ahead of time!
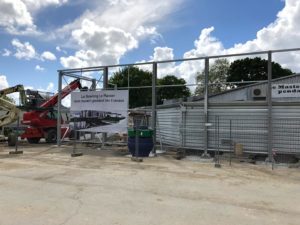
[180,106,186,148]
[202,58,210,158]
[152,62,157,155]
[73,130,77,155]
[267,51,273,161]
[127,66,130,89]
[103,67,109,89]
[9,115,23,154]
[57,71,63,146]
[135,128,139,158]
[229,119,232,166]
[215,116,221,168]
[102,67,108,145]
[14,116,20,153]
[91,79,97,141]
[217,116,220,160]
[91,79,97,91]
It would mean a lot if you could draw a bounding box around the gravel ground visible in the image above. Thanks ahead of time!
[0,143,299,225]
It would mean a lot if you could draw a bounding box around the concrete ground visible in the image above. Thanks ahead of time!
[0,143,300,225]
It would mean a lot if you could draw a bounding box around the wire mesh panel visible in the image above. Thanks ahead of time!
[208,105,268,154]
[273,117,300,154]
[156,102,300,156]
[209,116,268,154]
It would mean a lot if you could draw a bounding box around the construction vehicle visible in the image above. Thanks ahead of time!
[0,85,27,145]
[21,79,82,144]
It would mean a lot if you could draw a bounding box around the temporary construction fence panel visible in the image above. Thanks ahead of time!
[272,105,300,154]
[208,104,268,154]
[183,108,205,149]
[156,107,181,146]
[156,101,300,155]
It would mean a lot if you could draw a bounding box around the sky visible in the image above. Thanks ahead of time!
[0,0,300,99]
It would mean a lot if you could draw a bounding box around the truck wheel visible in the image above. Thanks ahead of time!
[45,129,57,143]
[27,138,40,144]
[8,133,17,146]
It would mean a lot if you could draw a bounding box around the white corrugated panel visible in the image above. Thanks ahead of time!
[156,102,300,154]
[156,107,181,146]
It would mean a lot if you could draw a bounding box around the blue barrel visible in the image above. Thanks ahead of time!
[128,137,153,157]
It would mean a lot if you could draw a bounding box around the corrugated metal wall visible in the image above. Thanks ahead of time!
[156,102,300,154]
[156,107,181,146]
[209,74,300,103]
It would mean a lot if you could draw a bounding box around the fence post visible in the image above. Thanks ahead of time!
[229,119,232,166]
[180,105,186,148]
[102,67,109,146]
[57,71,63,146]
[267,51,273,161]
[202,58,210,158]
[152,62,157,155]
[91,79,97,141]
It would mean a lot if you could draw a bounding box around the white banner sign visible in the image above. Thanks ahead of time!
[70,90,128,133]
[272,83,300,98]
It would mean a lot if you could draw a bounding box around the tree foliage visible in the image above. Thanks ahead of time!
[195,57,294,95]
[157,75,190,104]
[109,67,190,108]
[109,67,152,108]
[227,57,293,86]
[195,59,230,95]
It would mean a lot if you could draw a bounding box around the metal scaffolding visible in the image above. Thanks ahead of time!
[56,71,99,146]
[56,48,300,158]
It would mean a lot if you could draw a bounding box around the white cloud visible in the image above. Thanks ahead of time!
[46,82,54,92]
[56,46,61,52]
[60,51,89,68]
[11,39,57,61]
[12,38,37,60]
[60,19,138,68]
[136,26,162,44]
[0,0,36,35]
[151,47,174,61]
[225,0,300,72]
[2,49,11,57]
[35,65,45,71]
[22,0,68,12]
[183,27,225,58]
[41,51,57,61]
[56,46,68,54]
[151,47,176,78]
[0,75,9,90]
[57,0,183,68]
[0,0,68,35]
[57,0,182,36]
[142,0,300,86]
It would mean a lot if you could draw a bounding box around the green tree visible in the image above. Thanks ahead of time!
[157,75,190,104]
[109,66,152,108]
[227,57,293,86]
[195,59,230,95]
[109,67,191,108]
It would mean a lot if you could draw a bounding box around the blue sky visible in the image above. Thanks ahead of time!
[0,0,299,94]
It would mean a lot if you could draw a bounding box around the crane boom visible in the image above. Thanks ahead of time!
[0,85,26,105]
[0,84,26,127]
[41,79,82,108]
[21,78,82,144]
[0,98,20,127]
